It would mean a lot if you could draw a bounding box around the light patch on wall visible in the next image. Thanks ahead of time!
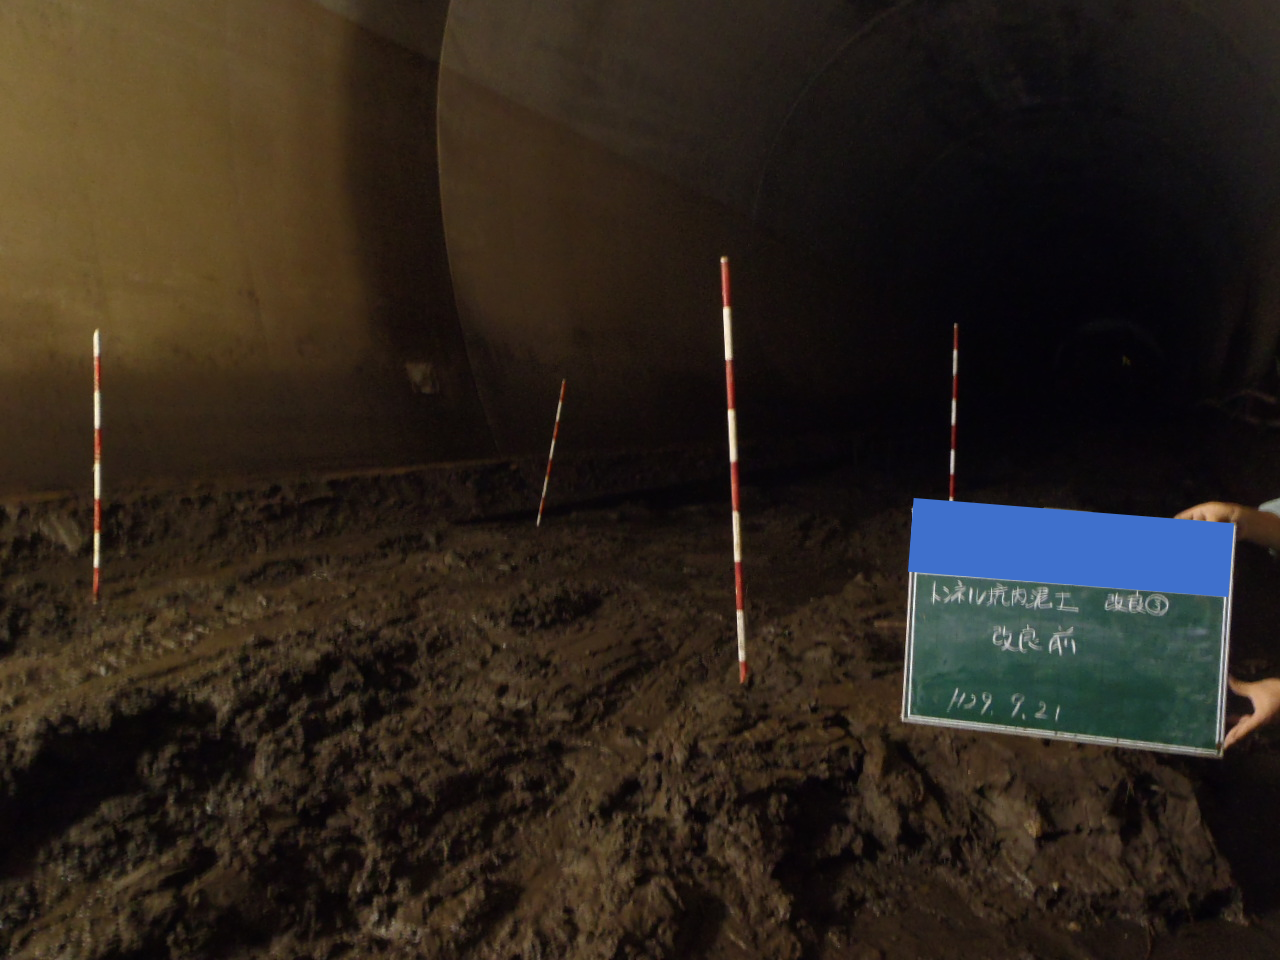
[405,361,441,395]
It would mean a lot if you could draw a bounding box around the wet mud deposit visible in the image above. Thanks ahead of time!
[3,419,1280,959]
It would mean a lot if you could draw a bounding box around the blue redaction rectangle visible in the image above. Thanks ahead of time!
[909,499,1234,597]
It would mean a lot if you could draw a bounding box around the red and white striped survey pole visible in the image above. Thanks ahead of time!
[721,256,748,684]
[93,329,102,603]
[949,322,959,502]
[536,378,566,527]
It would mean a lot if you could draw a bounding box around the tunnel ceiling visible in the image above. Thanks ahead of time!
[438,0,1280,451]
[443,0,1280,254]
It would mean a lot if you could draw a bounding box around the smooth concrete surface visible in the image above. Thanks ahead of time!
[0,0,488,494]
[8,1,1280,493]
[436,73,914,456]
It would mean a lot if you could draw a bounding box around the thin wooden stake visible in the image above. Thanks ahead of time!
[536,379,566,527]
[949,323,959,502]
[93,329,102,602]
[721,257,748,684]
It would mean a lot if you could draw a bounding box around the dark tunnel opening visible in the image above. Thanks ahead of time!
[880,146,1234,429]
[720,0,1280,466]
[749,127,1247,479]
[878,144,1251,438]
[859,170,1238,487]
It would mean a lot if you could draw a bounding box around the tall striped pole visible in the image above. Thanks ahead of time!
[536,378,566,527]
[721,256,748,684]
[93,329,102,603]
[949,322,959,502]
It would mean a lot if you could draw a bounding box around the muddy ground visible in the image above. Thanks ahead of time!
[3,413,1280,959]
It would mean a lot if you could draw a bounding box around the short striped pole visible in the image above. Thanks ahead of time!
[949,322,959,502]
[93,329,102,603]
[721,256,748,684]
[536,378,566,527]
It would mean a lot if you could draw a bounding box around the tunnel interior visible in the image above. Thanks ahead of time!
[6,6,1280,954]
[743,0,1280,434]
[438,0,1280,471]
[876,121,1229,427]
[3,1,1280,491]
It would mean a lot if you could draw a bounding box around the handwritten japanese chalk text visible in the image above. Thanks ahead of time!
[991,624,1077,655]
[1104,591,1170,616]
[930,580,1078,612]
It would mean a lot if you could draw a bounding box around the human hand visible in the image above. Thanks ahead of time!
[1175,501,1242,524]
[1174,501,1280,548]
[1223,676,1280,749]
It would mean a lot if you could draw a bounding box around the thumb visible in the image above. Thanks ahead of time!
[1224,677,1260,750]
[1225,710,1266,749]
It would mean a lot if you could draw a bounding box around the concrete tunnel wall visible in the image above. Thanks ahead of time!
[438,0,1280,454]
[0,0,490,495]
[5,0,1280,494]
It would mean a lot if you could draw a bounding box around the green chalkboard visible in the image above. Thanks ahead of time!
[903,573,1230,756]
